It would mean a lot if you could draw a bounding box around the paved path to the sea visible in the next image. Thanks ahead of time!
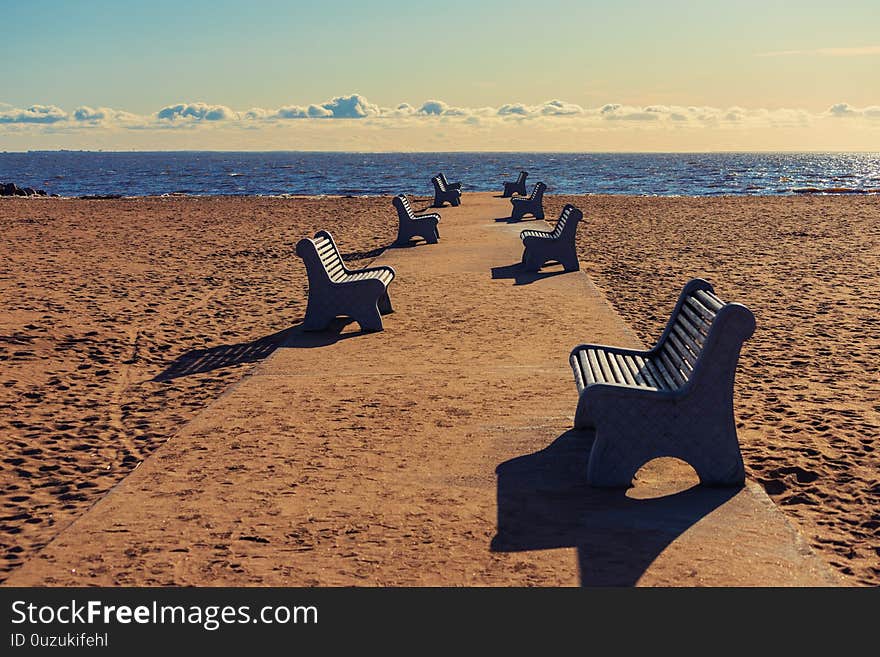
[9,193,839,586]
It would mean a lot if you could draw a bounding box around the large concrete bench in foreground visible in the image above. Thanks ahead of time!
[570,278,755,487]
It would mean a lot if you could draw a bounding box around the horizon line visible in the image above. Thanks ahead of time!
[4,149,880,155]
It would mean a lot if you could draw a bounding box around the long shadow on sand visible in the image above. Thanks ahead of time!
[491,431,740,586]
[493,216,543,224]
[491,262,570,286]
[154,318,361,381]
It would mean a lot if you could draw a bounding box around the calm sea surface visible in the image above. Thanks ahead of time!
[1,151,878,197]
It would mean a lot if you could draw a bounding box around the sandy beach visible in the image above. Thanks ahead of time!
[1,193,877,586]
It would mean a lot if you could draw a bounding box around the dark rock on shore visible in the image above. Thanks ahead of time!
[1,183,49,197]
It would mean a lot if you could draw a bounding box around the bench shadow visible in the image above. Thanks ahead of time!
[491,262,569,286]
[491,430,740,586]
[153,318,360,381]
[341,246,387,261]
[388,239,431,249]
[493,216,542,223]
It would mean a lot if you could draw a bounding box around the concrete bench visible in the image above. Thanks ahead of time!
[431,174,461,207]
[510,181,546,220]
[502,171,529,197]
[569,278,755,487]
[393,194,440,245]
[520,203,582,272]
[438,172,462,191]
[295,230,395,332]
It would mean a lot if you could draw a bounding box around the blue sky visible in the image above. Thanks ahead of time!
[2,0,878,150]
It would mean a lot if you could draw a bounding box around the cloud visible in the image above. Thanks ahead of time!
[253,94,381,120]
[599,104,661,121]
[829,103,858,117]
[0,104,67,124]
[274,105,307,119]
[418,100,448,115]
[314,94,379,118]
[416,100,469,116]
[539,100,584,116]
[157,102,238,121]
[757,45,880,57]
[497,103,530,116]
[2,95,879,148]
[73,106,140,123]
[828,102,880,119]
[243,107,277,120]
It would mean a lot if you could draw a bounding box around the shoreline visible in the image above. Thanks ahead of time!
[1,193,877,585]
[3,189,880,200]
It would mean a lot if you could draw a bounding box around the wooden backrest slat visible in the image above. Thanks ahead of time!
[686,296,716,323]
[658,350,688,387]
[665,332,697,371]
[674,313,707,347]
[695,288,724,311]
[680,303,713,335]
[671,320,703,355]
[643,358,671,389]
[633,355,662,388]
[654,289,728,388]
[649,357,677,390]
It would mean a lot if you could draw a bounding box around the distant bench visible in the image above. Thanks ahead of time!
[569,278,755,487]
[510,182,546,220]
[502,171,528,197]
[520,203,582,272]
[393,194,440,245]
[438,172,461,191]
[431,175,461,207]
[296,230,395,332]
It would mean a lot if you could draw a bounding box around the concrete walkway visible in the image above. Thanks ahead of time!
[9,192,839,586]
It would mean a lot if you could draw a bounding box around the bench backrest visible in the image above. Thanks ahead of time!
[439,172,452,187]
[295,230,348,285]
[529,181,547,201]
[651,279,756,393]
[393,194,416,221]
[432,175,447,193]
[551,204,582,240]
[516,171,528,185]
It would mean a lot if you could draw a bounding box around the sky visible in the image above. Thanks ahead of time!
[1,0,878,151]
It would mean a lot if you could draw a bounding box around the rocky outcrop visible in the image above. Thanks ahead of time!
[1,183,49,197]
